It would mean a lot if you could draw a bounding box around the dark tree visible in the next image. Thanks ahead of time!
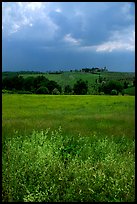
[124,81,129,89]
[47,80,61,94]
[23,77,35,92]
[73,79,88,95]
[36,86,49,94]
[133,78,135,86]
[111,89,118,95]
[2,75,24,91]
[64,85,72,94]
[101,80,124,94]
[2,77,13,90]
[33,75,49,90]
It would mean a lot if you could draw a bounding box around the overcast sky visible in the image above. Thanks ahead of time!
[2,2,135,72]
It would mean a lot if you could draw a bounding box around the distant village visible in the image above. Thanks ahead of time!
[49,67,108,74]
[80,67,108,73]
[2,67,109,75]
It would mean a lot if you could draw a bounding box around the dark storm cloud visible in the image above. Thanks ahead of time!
[2,2,135,72]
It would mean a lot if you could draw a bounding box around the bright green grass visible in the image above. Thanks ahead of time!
[2,94,135,139]
[2,94,135,202]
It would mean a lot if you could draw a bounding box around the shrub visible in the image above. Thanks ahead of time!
[16,90,33,94]
[52,88,60,95]
[36,86,49,94]
[111,89,118,95]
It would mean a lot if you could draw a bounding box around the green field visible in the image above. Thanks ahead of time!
[2,94,135,202]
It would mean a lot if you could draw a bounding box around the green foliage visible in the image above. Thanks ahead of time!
[101,80,123,94]
[111,89,118,95]
[121,89,125,96]
[2,71,135,95]
[133,78,135,86]
[2,75,24,91]
[33,75,49,90]
[2,89,15,94]
[23,76,35,92]
[124,81,129,89]
[2,94,135,201]
[2,75,61,95]
[2,127,135,202]
[47,80,62,94]
[73,79,88,95]
[81,67,108,73]
[52,88,60,95]
[64,85,72,94]
[124,87,135,96]
[36,86,49,94]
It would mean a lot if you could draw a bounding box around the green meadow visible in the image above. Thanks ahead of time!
[2,94,135,202]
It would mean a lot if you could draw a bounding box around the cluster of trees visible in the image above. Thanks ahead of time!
[2,75,89,95]
[98,80,124,95]
[81,67,108,73]
[2,75,62,94]
[2,74,135,95]
[93,74,135,95]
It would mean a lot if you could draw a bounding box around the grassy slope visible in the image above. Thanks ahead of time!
[2,71,135,84]
[18,71,135,86]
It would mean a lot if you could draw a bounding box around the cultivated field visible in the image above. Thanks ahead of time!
[2,94,135,202]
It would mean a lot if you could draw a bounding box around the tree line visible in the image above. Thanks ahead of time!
[2,74,135,95]
[2,75,89,95]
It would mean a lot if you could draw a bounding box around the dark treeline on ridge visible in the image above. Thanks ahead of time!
[2,71,135,95]
[2,74,88,95]
[2,67,108,76]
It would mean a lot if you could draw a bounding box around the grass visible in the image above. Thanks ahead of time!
[2,94,135,138]
[16,71,135,84]
[2,127,135,202]
[124,86,135,96]
[2,94,135,202]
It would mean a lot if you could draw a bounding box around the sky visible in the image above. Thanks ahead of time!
[2,2,135,72]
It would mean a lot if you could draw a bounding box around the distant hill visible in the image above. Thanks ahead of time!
[2,70,135,95]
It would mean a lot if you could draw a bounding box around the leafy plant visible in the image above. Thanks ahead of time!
[36,86,49,94]
[2,127,135,202]
[111,89,118,95]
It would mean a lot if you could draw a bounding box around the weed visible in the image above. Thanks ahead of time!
[2,127,135,202]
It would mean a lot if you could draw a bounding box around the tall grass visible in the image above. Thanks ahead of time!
[2,127,135,202]
[2,95,135,139]
[2,94,135,201]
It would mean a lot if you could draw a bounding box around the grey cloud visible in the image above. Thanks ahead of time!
[2,2,135,72]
